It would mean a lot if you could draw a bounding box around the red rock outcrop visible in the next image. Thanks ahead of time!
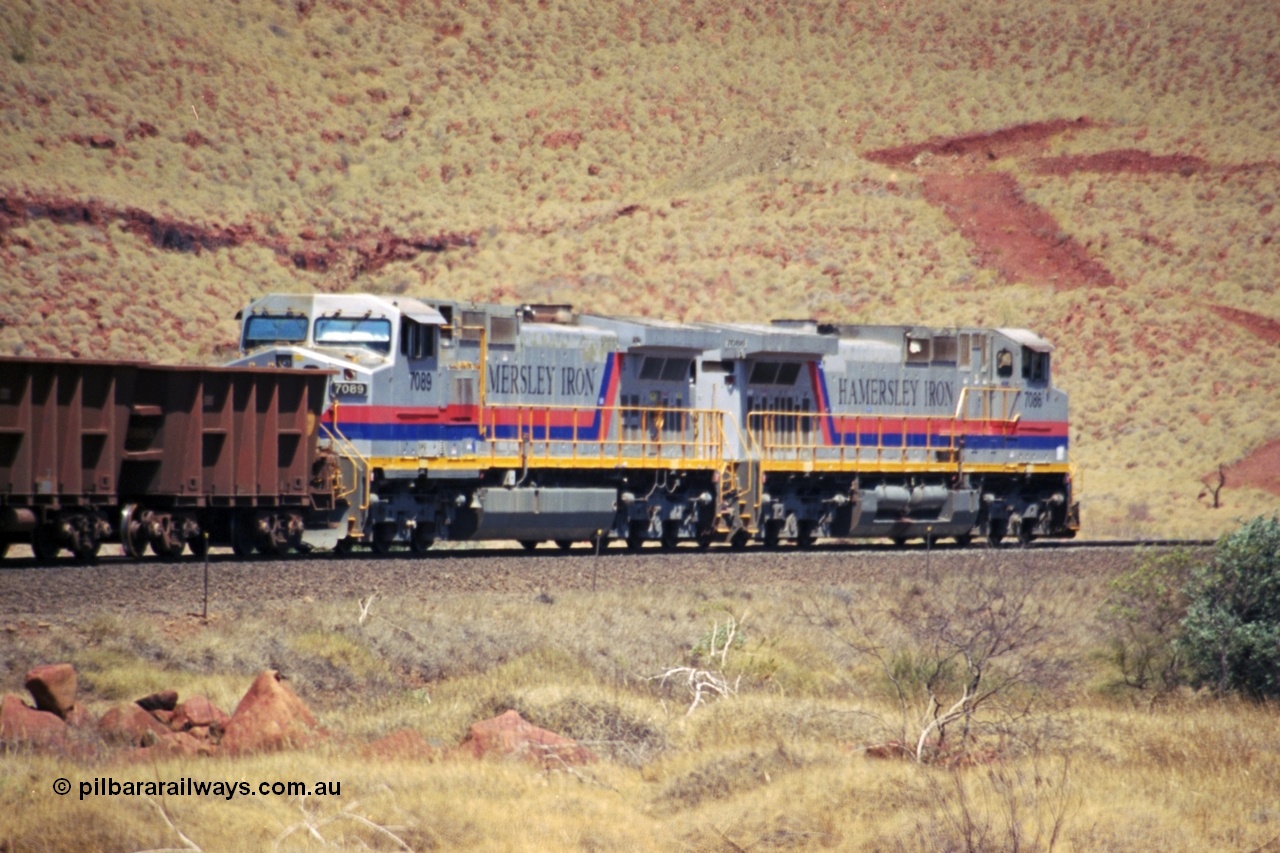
[219,670,320,755]
[362,727,439,761]
[0,694,68,746]
[98,702,172,747]
[456,710,594,767]
[24,663,78,719]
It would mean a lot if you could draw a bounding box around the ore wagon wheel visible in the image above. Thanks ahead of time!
[953,533,974,548]
[70,530,101,564]
[555,540,574,551]
[230,511,257,557]
[763,520,781,549]
[255,514,289,556]
[31,524,60,563]
[150,515,186,560]
[119,504,151,559]
[520,540,540,552]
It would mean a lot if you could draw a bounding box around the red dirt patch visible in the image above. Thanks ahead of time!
[864,117,1091,167]
[1204,304,1280,346]
[1218,439,1280,498]
[1032,149,1210,177]
[0,194,475,275]
[921,171,1118,290]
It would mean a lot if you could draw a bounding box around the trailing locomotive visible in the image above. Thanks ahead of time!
[0,292,1078,561]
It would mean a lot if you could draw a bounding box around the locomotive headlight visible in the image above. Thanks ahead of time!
[344,368,356,380]
[275,354,293,368]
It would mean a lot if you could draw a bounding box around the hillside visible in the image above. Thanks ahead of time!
[1,0,1278,538]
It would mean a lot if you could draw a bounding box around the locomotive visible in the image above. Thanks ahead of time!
[0,292,1078,561]
[227,292,1078,553]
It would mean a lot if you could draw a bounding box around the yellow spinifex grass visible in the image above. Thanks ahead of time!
[3,549,1280,851]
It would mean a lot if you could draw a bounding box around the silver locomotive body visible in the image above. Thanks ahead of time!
[229,293,1078,553]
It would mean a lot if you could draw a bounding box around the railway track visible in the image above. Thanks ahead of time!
[0,540,1210,624]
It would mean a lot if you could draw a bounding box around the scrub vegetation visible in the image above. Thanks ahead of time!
[4,541,1280,851]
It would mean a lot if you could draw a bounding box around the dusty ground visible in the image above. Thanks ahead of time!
[0,544,1137,625]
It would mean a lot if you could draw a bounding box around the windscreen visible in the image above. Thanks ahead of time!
[314,317,393,354]
[243,315,308,348]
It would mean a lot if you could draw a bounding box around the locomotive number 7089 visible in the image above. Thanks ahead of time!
[331,381,369,397]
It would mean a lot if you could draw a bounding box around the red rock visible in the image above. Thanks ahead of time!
[64,704,93,729]
[457,710,594,766]
[147,731,217,758]
[171,695,228,731]
[220,670,319,755]
[0,694,68,745]
[99,703,170,747]
[136,690,179,712]
[362,728,437,761]
[24,663,78,718]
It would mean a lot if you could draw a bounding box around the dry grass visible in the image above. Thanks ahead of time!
[3,549,1280,850]
[1,0,1278,534]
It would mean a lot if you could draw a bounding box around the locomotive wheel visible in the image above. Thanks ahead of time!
[555,540,574,551]
[1017,522,1035,548]
[520,540,540,552]
[370,524,396,555]
[590,532,611,553]
[954,533,974,548]
[625,521,647,553]
[891,536,908,548]
[334,537,355,555]
[795,521,816,549]
[987,519,1007,548]
[410,527,435,554]
[729,528,750,550]
[660,522,679,552]
[763,521,781,549]
[696,533,713,550]
[31,525,60,563]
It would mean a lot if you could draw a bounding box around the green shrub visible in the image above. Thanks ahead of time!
[1181,516,1280,699]
[1101,548,1197,692]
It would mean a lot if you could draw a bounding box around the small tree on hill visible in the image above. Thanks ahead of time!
[1180,516,1280,699]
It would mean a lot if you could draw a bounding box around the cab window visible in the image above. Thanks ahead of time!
[243,315,308,348]
[314,317,393,354]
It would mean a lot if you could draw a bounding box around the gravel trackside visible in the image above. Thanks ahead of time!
[0,544,1148,625]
